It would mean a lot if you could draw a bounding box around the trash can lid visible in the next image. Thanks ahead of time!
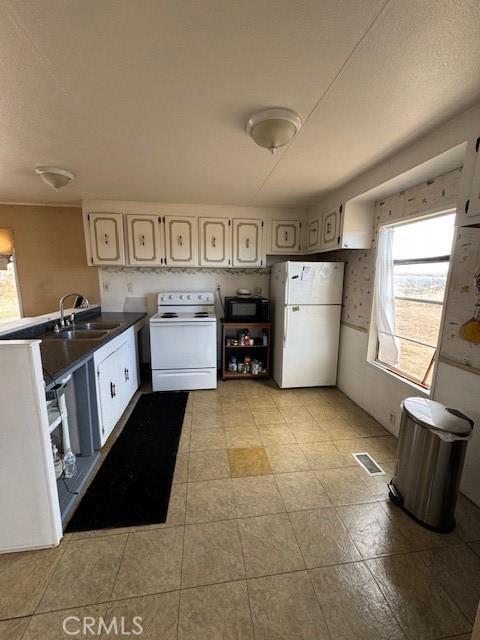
[402,397,473,436]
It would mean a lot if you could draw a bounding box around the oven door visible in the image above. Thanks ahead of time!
[150,321,217,369]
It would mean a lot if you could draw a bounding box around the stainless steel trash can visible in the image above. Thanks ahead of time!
[389,397,473,533]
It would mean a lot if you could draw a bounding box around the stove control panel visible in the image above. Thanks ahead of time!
[157,292,214,305]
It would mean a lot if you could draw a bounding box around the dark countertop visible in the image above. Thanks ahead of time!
[38,311,146,385]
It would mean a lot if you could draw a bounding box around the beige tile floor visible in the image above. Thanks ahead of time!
[1,380,480,639]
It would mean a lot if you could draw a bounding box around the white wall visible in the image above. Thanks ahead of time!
[434,361,480,505]
[339,328,479,504]
[99,266,272,364]
[337,325,428,437]
[316,101,480,506]
[311,101,480,213]
[99,266,270,317]
[88,199,305,362]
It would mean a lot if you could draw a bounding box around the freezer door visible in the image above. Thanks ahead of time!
[279,304,341,388]
[286,262,344,305]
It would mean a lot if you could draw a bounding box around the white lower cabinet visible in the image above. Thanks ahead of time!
[94,327,139,447]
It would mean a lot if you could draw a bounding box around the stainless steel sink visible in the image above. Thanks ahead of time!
[75,321,121,331]
[44,329,109,341]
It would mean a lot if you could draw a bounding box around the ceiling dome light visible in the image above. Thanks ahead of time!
[246,107,302,154]
[34,166,76,190]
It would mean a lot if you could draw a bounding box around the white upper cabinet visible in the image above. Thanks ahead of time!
[199,217,231,267]
[458,135,480,220]
[164,215,198,266]
[339,201,373,250]
[232,219,264,267]
[305,216,321,253]
[88,212,125,265]
[126,214,164,266]
[305,202,371,253]
[321,206,341,250]
[270,220,301,254]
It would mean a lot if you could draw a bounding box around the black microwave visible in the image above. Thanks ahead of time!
[224,296,270,322]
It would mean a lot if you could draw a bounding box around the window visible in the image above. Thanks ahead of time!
[372,212,455,388]
[0,229,22,323]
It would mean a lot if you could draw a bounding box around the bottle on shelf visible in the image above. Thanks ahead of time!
[52,441,63,479]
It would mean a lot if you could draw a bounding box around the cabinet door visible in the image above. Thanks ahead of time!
[88,213,125,265]
[321,206,341,250]
[199,217,231,267]
[126,215,164,265]
[466,137,480,217]
[164,215,198,266]
[306,216,321,253]
[96,343,126,445]
[270,220,301,254]
[232,219,264,267]
[120,333,139,405]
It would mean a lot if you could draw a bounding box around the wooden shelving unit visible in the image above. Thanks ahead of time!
[221,320,272,380]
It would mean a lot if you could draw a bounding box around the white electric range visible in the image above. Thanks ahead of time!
[150,291,217,391]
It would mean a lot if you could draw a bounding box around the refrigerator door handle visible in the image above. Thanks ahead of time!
[283,305,289,347]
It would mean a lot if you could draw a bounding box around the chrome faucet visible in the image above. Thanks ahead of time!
[58,293,90,328]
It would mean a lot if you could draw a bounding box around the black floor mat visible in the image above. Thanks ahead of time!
[66,391,188,532]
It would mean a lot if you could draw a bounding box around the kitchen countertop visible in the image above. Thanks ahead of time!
[37,311,146,384]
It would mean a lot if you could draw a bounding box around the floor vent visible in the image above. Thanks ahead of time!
[352,452,385,476]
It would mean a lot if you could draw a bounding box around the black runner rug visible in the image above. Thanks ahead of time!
[66,391,188,532]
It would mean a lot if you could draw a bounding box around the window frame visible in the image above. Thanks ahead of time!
[0,228,23,325]
[369,210,455,390]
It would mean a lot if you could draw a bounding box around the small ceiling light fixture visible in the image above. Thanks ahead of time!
[34,166,76,190]
[246,107,302,154]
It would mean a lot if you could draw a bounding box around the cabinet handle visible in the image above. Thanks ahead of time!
[124,368,129,381]
[140,234,145,246]
[110,382,116,398]
[211,236,216,248]
[178,235,183,246]
[246,237,250,249]
[104,233,109,245]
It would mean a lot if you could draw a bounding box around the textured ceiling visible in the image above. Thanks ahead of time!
[0,0,479,207]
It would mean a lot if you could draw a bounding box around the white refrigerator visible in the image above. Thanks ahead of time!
[270,261,344,388]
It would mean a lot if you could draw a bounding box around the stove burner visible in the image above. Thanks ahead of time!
[195,312,209,318]
[162,312,178,318]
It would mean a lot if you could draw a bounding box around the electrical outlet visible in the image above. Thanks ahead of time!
[103,281,110,292]
[127,282,133,293]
